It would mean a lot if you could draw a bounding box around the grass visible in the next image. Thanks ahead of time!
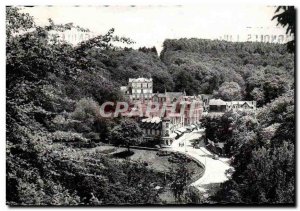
[79,145,205,204]
[107,148,204,182]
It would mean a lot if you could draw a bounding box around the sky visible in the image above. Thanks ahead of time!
[22,5,292,52]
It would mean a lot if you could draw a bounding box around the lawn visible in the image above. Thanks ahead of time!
[109,147,205,204]
[56,143,205,204]
[111,148,203,179]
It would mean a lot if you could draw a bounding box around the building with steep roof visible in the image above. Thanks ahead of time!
[226,101,256,111]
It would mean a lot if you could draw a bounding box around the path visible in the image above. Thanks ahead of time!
[167,129,232,197]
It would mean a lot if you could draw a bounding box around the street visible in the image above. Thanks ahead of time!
[168,129,232,197]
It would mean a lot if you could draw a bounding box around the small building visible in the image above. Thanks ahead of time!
[226,101,256,111]
[209,99,257,113]
[209,99,227,112]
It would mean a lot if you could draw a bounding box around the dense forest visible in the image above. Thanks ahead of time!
[6,7,294,205]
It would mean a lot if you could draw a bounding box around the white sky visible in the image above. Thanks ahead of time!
[22,5,291,52]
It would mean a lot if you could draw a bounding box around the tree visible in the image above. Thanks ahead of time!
[110,118,143,152]
[160,38,293,106]
[245,66,293,105]
[7,7,158,206]
[272,6,295,53]
[250,87,265,106]
[169,162,192,203]
[6,7,35,38]
[70,97,100,134]
[214,82,243,101]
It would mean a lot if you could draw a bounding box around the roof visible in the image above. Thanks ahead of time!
[129,77,152,83]
[226,101,255,108]
[166,92,184,99]
[141,116,161,124]
[183,95,201,100]
[140,122,162,130]
[209,99,227,106]
[140,117,162,130]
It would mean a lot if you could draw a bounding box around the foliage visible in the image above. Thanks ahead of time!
[211,90,295,204]
[213,81,243,101]
[98,49,175,92]
[213,142,295,204]
[272,6,295,53]
[110,118,144,151]
[160,38,294,102]
[169,162,193,203]
[6,7,162,205]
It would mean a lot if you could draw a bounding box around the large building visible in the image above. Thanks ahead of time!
[120,77,153,102]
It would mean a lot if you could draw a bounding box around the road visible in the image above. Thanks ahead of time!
[168,130,232,197]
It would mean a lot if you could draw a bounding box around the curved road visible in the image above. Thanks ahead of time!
[168,130,232,197]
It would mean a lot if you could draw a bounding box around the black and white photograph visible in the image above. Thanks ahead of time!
[5,3,296,206]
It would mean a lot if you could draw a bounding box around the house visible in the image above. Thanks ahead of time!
[209,99,227,112]
[226,101,256,111]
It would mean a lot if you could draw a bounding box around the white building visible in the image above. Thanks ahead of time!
[120,77,153,102]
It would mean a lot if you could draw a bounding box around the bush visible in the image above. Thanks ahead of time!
[156,150,172,157]
[52,131,88,143]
